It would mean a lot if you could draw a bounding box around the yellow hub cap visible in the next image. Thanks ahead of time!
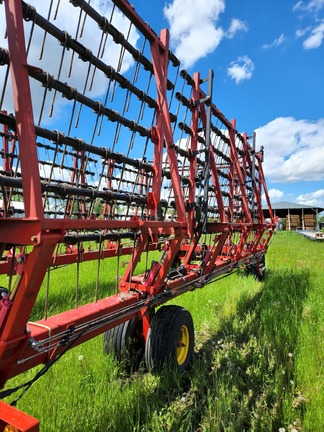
[176,325,190,365]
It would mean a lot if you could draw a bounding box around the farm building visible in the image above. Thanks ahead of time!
[263,201,324,231]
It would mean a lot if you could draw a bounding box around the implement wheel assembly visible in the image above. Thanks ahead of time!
[103,317,145,370]
[145,306,194,372]
[246,255,266,281]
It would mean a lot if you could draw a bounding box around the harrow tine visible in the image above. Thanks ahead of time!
[39,0,54,60]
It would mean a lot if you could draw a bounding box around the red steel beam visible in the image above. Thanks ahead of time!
[5,0,43,219]
[112,0,166,48]
[150,29,186,223]
[0,401,39,432]
[3,292,141,383]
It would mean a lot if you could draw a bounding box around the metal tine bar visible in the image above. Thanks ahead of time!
[125,166,148,218]
[113,121,121,148]
[99,4,116,60]
[111,19,139,102]
[2,137,17,209]
[79,1,88,37]
[68,0,85,78]
[140,72,153,121]
[114,89,153,197]
[75,8,110,128]
[59,98,77,170]
[124,37,148,114]
[28,64,154,135]
[84,110,105,216]
[0,174,149,206]
[37,80,49,127]
[53,0,61,20]
[79,152,95,216]
[111,38,130,99]
[97,79,112,136]
[69,0,156,75]
[117,21,132,73]
[37,141,97,162]
[0,64,10,111]
[113,59,152,149]
[67,195,76,219]
[163,77,192,191]
[74,59,94,128]
[25,5,36,57]
[29,67,151,136]
[42,142,60,209]
[134,37,147,84]
[44,266,50,320]
[89,30,105,91]
[179,134,191,174]
[18,8,159,113]
[48,36,70,118]
[115,238,121,294]
[39,159,94,177]
[172,74,188,134]
[39,0,55,60]
[168,63,181,110]
[0,112,153,173]
[68,2,92,135]
[75,241,81,308]
[124,88,132,113]
[95,235,103,302]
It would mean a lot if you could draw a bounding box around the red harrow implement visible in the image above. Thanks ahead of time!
[0,0,275,429]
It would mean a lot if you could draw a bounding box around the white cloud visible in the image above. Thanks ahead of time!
[163,0,225,69]
[306,0,324,11]
[296,27,311,37]
[268,188,285,201]
[293,1,303,12]
[262,33,285,49]
[293,0,324,48]
[303,21,324,48]
[293,0,324,12]
[227,55,254,84]
[255,117,324,183]
[226,18,248,39]
[296,189,324,207]
[262,188,284,205]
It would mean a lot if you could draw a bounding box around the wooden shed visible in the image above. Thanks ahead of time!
[262,201,324,231]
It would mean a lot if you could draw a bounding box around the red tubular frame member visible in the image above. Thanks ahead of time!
[0,0,276,429]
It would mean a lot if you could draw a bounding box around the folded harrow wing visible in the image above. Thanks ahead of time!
[0,0,275,429]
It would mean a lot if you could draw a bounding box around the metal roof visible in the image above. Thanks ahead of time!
[270,201,324,211]
[263,201,324,216]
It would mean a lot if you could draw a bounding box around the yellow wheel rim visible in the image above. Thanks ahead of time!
[176,325,190,365]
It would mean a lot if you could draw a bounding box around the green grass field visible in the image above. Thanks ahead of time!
[3,232,324,431]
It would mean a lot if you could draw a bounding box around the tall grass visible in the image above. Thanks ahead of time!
[2,232,324,431]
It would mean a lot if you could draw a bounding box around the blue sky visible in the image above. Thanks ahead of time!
[1,0,323,210]
[133,0,324,209]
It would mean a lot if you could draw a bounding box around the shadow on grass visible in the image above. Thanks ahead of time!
[121,268,311,432]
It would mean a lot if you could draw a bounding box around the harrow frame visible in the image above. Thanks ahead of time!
[0,0,275,429]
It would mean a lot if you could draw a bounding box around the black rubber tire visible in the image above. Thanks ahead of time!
[145,305,194,372]
[246,255,266,281]
[255,254,266,281]
[103,317,145,370]
[0,287,9,299]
